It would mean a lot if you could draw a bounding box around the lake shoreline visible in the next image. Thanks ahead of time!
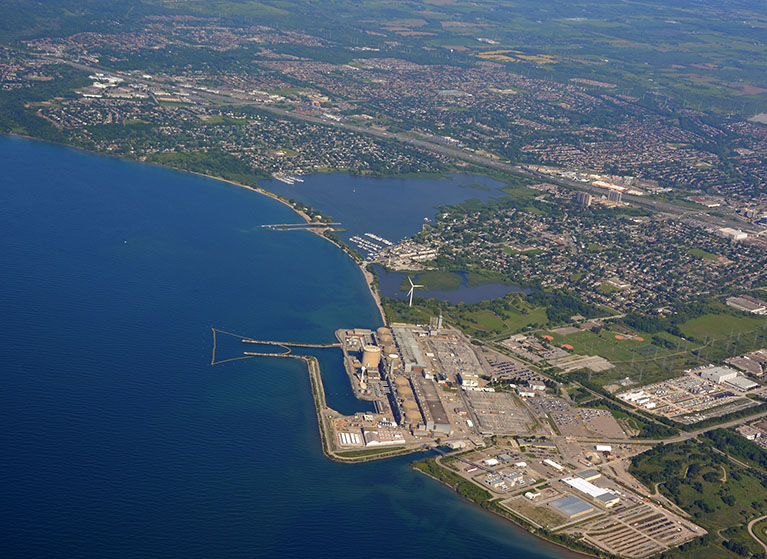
[5,132,389,326]
[413,459,601,559]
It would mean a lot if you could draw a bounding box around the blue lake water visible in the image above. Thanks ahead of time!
[259,172,506,244]
[0,136,578,559]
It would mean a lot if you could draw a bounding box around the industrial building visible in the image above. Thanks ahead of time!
[392,326,429,372]
[412,375,451,434]
[725,375,758,392]
[363,428,405,446]
[726,295,767,314]
[727,350,767,376]
[549,495,594,519]
[700,366,739,384]
[459,372,479,388]
[361,345,382,370]
[718,227,748,241]
[544,459,565,472]
[337,431,362,447]
[576,469,601,482]
[563,477,620,508]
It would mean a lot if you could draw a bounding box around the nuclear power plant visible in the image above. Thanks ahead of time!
[337,317,461,438]
[361,345,381,370]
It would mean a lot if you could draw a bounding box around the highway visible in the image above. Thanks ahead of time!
[49,56,764,234]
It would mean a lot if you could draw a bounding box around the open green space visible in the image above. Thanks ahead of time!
[752,519,767,549]
[688,248,719,261]
[552,307,767,389]
[502,246,543,256]
[545,326,672,364]
[397,268,514,293]
[630,439,767,558]
[401,270,463,291]
[383,294,549,339]
[596,282,618,294]
[412,457,492,507]
[681,313,767,342]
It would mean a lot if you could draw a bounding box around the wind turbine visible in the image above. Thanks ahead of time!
[406,276,424,307]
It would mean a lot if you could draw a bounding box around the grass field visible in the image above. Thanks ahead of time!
[382,295,549,339]
[681,313,767,342]
[544,309,767,388]
[688,248,719,261]
[545,327,671,364]
[502,246,543,256]
[401,270,463,291]
[596,282,619,294]
[752,518,767,548]
[631,440,767,558]
[399,269,513,292]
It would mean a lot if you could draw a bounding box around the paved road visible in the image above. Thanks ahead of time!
[49,56,764,235]
[748,514,767,555]
[574,409,767,446]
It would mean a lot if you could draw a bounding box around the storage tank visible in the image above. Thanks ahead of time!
[379,333,394,345]
[376,327,391,337]
[394,377,410,388]
[361,345,382,370]
[398,387,414,400]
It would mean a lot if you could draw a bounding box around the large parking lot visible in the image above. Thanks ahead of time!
[527,397,625,438]
[617,373,748,422]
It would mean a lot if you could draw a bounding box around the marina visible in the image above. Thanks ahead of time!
[348,233,394,257]
[271,173,305,185]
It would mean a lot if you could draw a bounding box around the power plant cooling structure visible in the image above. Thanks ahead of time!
[361,345,382,370]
